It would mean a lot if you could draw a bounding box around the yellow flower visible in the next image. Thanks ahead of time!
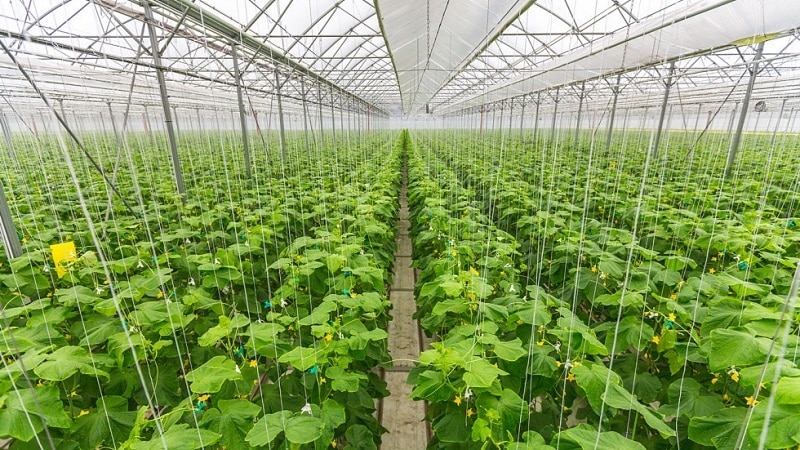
[78,410,90,417]
[731,372,740,383]
[591,265,598,273]
[249,359,258,368]
[198,394,210,402]
[454,396,462,406]
[349,291,357,298]
[745,396,759,407]
[651,336,660,345]
[723,393,730,401]
[668,313,676,321]
[469,267,479,276]
[325,334,333,342]
[669,294,677,300]
[70,390,78,397]
[536,341,544,347]
[573,360,581,367]
[566,373,576,382]
[711,373,720,384]
[157,290,164,299]
[555,361,562,368]
[709,268,716,274]
[711,257,717,262]
[466,408,474,417]
[331,440,338,448]
[319,377,327,384]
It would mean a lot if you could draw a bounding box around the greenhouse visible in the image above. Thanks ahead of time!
[1,0,800,448]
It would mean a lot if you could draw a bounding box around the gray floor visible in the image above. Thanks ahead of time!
[380,174,428,450]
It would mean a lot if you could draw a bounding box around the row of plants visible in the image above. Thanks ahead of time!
[412,130,800,449]
[0,131,401,448]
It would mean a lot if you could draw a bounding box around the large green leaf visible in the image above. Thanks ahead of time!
[245,411,291,447]
[130,423,220,450]
[184,356,243,393]
[34,345,109,381]
[0,386,72,441]
[277,346,319,371]
[707,328,769,371]
[552,424,646,450]
[199,400,261,450]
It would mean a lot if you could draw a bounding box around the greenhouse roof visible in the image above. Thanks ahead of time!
[1,0,800,117]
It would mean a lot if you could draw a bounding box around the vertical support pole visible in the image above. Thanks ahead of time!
[144,1,185,196]
[330,89,337,146]
[0,111,14,159]
[274,71,287,161]
[0,179,21,259]
[533,92,541,143]
[692,103,703,142]
[172,106,180,140]
[317,86,325,147]
[550,88,560,143]
[606,74,621,151]
[479,105,485,134]
[519,101,526,137]
[652,61,675,158]
[727,102,739,138]
[300,79,311,159]
[726,41,765,178]
[231,44,252,178]
[769,98,787,150]
[102,101,125,226]
[574,81,585,145]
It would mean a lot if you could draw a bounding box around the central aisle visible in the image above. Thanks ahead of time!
[380,160,428,449]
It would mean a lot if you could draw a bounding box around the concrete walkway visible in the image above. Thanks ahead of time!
[380,163,428,449]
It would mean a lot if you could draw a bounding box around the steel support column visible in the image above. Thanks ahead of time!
[550,88,560,143]
[231,44,252,178]
[652,62,675,158]
[0,112,14,159]
[606,74,621,151]
[726,41,765,179]
[0,180,21,259]
[274,71,288,161]
[144,1,185,195]
[574,82,585,145]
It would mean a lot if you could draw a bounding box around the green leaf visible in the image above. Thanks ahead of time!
[553,424,646,450]
[707,328,769,372]
[776,376,800,404]
[200,400,261,450]
[326,365,366,392]
[130,423,220,450]
[285,414,324,444]
[277,346,319,371]
[73,395,136,449]
[184,356,243,393]
[689,407,748,449]
[0,385,72,441]
[462,357,507,388]
[603,384,675,437]
[572,362,621,413]
[344,424,377,450]
[434,411,471,443]
[34,346,109,381]
[492,338,526,362]
[246,411,291,447]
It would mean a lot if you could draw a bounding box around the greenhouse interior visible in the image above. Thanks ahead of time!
[1,0,800,449]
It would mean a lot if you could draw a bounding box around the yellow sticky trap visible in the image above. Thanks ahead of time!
[51,242,77,278]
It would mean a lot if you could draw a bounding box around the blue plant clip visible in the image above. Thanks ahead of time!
[738,261,748,271]
[263,300,272,309]
[342,289,350,296]
[343,270,352,277]
[121,320,128,331]
[195,401,206,414]
[234,345,245,358]
[789,220,796,229]
[664,320,674,329]
[309,365,319,375]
